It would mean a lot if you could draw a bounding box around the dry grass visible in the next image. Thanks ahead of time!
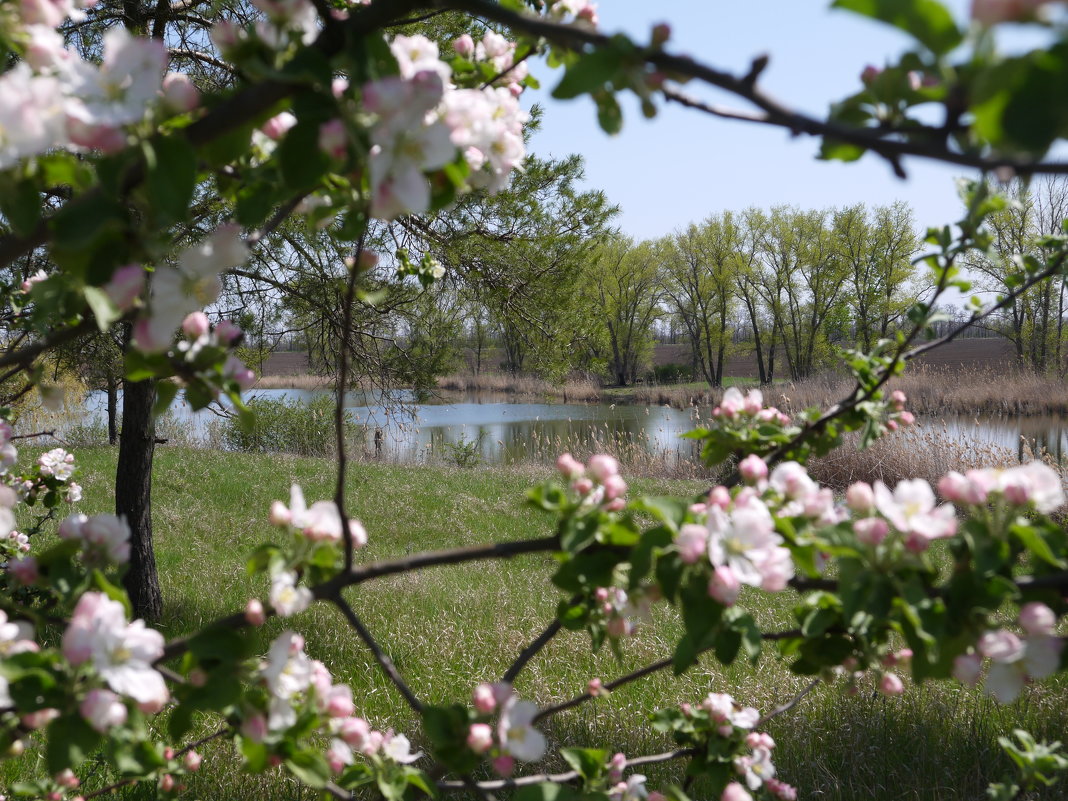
[765,366,1068,418]
[254,373,332,390]
[436,372,603,403]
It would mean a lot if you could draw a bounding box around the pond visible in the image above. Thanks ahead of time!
[84,388,1068,468]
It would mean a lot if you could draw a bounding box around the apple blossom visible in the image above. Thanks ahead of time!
[467,723,494,754]
[270,571,313,617]
[80,688,127,733]
[874,478,957,543]
[382,732,422,764]
[1019,602,1057,636]
[722,781,753,801]
[676,524,708,564]
[63,592,168,709]
[879,673,904,696]
[161,72,199,113]
[846,482,875,513]
[245,599,266,626]
[498,696,547,762]
[708,564,741,606]
[738,454,768,483]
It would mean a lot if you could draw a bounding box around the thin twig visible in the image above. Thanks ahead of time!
[331,594,424,713]
[335,234,366,573]
[755,679,820,727]
[502,617,563,683]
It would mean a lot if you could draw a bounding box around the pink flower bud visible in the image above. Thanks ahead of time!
[594,587,610,603]
[1019,602,1057,636]
[453,34,475,56]
[846,482,875,513]
[55,769,79,788]
[722,782,753,801]
[556,453,585,479]
[572,477,594,495]
[587,678,603,695]
[708,486,731,509]
[466,723,493,754]
[898,411,915,426]
[181,311,210,339]
[587,454,619,482]
[738,454,767,483]
[602,474,627,500]
[604,497,626,512]
[861,65,882,85]
[162,72,199,113]
[676,524,708,564]
[492,755,515,776]
[606,616,629,638]
[242,714,268,743]
[708,565,741,606]
[261,112,297,141]
[473,683,497,713]
[160,774,174,792]
[938,471,969,503]
[339,717,370,748]
[886,420,899,432]
[9,556,37,585]
[318,119,347,159]
[651,22,671,46]
[245,599,266,626]
[853,517,888,546]
[104,264,145,311]
[164,748,175,760]
[879,673,904,696]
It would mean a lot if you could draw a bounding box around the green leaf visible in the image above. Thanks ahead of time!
[239,736,269,772]
[82,286,121,332]
[154,380,180,416]
[46,715,103,773]
[552,48,625,99]
[561,747,609,782]
[595,93,623,135]
[513,783,578,801]
[145,136,197,225]
[832,0,962,55]
[1011,522,1065,568]
[819,138,866,162]
[91,569,132,618]
[279,122,330,191]
[0,177,41,237]
[285,750,330,788]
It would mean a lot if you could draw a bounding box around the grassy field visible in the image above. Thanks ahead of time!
[5,447,1067,800]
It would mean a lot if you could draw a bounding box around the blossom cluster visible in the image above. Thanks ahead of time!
[0,6,181,167]
[660,692,797,801]
[360,33,530,219]
[953,602,1064,703]
[64,592,169,725]
[133,225,250,353]
[556,452,629,512]
[712,388,791,427]
[244,630,420,776]
[466,681,547,774]
[260,484,368,617]
[590,584,658,640]
[0,441,82,518]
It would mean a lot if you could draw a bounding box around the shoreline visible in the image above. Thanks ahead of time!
[252,367,1068,418]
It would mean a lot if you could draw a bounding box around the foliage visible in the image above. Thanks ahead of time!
[221,394,359,457]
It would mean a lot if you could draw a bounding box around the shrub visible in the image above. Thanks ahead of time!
[221,394,361,457]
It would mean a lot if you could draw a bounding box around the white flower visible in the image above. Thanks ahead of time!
[261,630,313,730]
[62,592,168,709]
[498,697,546,762]
[382,733,422,764]
[706,502,793,590]
[736,747,776,791]
[270,571,313,617]
[874,479,956,541]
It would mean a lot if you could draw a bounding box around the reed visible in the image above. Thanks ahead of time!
[435,372,603,403]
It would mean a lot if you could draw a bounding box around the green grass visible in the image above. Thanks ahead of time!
[4,446,1067,800]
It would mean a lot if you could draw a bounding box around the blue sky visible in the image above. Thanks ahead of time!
[523,0,1011,240]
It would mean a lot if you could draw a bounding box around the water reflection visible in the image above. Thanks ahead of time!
[84,388,1068,467]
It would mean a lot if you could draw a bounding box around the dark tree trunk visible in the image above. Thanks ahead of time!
[106,377,118,445]
[116,377,162,621]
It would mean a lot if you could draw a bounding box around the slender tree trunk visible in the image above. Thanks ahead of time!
[116,376,162,621]
[106,376,118,445]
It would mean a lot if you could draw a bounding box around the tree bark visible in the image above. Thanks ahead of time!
[106,376,118,445]
[116,377,162,621]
